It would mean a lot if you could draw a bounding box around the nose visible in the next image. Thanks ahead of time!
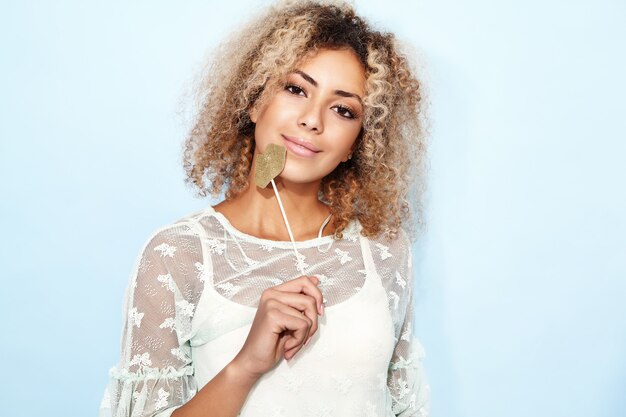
[297,101,324,134]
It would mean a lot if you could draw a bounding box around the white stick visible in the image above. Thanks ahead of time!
[270,178,305,275]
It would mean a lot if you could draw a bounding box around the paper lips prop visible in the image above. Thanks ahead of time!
[254,143,287,188]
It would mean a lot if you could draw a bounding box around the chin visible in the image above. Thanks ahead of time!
[277,159,341,184]
[277,174,321,185]
[278,167,323,185]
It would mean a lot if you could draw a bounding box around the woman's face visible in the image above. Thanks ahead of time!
[250,47,366,185]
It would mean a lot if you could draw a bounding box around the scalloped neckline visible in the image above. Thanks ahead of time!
[205,205,344,249]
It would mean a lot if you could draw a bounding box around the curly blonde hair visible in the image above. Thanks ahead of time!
[183,0,429,242]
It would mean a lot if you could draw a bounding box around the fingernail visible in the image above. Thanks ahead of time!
[321,303,325,316]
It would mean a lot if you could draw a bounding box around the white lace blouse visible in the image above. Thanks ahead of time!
[99,206,430,417]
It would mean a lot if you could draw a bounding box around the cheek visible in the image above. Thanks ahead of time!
[255,97,293,129]
[267,95,300,120]
[329,123,361,152]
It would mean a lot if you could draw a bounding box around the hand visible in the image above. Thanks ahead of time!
[231,275,324,381]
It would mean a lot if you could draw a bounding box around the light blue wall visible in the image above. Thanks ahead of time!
[1,1,624,416]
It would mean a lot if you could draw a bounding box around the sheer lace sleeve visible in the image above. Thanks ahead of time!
[373,230,431,417]
[99,220,205,417]
[387,280,431,416]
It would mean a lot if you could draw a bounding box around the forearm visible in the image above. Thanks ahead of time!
[171,359,259,417]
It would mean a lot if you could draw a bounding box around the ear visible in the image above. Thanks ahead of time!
[341,146,355,163]
[343,127,363,162]
[249,103,258,124]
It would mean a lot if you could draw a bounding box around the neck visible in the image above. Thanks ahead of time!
[214,165,332,242]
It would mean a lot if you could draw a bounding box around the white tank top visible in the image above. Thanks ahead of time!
[191,218,396,415]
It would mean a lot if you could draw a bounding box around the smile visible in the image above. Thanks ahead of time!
[282,135,321,157]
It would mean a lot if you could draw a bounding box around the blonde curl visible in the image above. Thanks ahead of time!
[182,0,430,242]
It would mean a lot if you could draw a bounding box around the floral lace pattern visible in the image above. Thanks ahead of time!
[99,207,430,417]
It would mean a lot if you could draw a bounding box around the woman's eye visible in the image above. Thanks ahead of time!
[285,84,306,96]
[333,105,357,119]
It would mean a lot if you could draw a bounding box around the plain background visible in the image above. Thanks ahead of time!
[1,0,625,416]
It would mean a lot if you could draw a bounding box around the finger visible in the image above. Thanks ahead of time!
[266,292,318,338]
[283,310,317,359]
[284,313,313,360]
[267,308,310,354]
[274,275,324,315]
[266,300,314,350]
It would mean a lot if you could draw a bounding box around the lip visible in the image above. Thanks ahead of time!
[282,135,321,156]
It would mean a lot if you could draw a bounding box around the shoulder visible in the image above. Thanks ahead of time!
[132,208,212,273]
[140,208,211,249]
[364,226,413,300]
[364,226,411,268]
[128,209,211,293]
[363,227,414,326]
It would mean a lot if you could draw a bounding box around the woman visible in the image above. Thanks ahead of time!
[99,1,430,416]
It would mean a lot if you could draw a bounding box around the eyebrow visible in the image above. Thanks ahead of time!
[293,70,363,104]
